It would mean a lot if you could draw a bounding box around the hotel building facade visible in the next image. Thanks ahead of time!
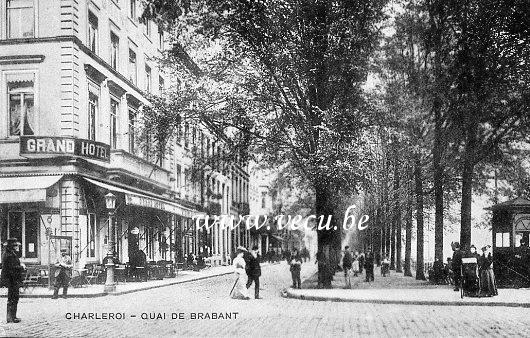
[0,0,249,268]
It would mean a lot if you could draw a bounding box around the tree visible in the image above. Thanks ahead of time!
[143,0,389,287]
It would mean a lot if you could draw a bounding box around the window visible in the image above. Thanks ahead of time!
[128,108,136,154]
[145,65,151,92]
[176,124,182,144]
[129,0,136,20]
[128,49,137,84]
[159,76,164,93]
[8,74,35,136]
[184,169,189,194]
[88,89,98,140]
[158,29,164,49]
[87,213,96,258]
[7,0,34,39]
[143,20,151,37]
[88,11,98,54]
[110,97,119,149]
[176,164,182,188]
[495,232,510,248]
[110,32,119,70]
[7,210,38,258]
[184,122,189,149]
[261,192,267,209]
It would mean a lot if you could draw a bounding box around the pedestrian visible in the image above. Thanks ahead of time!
[1,238,24,323]
[381,255,390,277]
[451,242,463,291]
[479,245,498,297]
[246,245,262,299]
[358,252,365,274]
[364,250,375,282]
[342,246,353,288]
[289,249,302,289]
[52,248,72,299]
[230,247,250,300]
[352,251,360,277]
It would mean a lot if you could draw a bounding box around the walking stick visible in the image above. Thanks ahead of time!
[230,276,239,296]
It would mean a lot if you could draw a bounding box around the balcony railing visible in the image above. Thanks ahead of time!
[109,150,171,189]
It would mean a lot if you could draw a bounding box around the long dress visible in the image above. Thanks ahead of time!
[479,253,498,296]
[230,256,250,299]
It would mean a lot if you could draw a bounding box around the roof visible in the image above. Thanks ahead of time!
[485,196,530,211]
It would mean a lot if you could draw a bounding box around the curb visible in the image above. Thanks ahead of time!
[6,272,233,299]
[283,289,530,308]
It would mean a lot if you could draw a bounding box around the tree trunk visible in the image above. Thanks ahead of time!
[394,162,402,272]
[433,97,444,262]
[460,125,476,250]
[414,155,426,280]
[404,188,413,277]
[431,5,445,263]
[315,181,340,288]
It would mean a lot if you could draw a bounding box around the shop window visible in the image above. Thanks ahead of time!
[87,213,96,258]
[8,74,35,136]
[495,232,510,248]
[110,97,119,149]
[7,210,38,258]
[7,0,34,39]
[88,11,99,54]
[110,32,119,70]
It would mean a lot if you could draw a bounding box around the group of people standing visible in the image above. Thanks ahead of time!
[451,242,498,297]
[342,246,376,287]
[0,238,74,324]
[230,245,262,300]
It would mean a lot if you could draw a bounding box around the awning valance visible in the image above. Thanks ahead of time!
[83,177,201,218]
[0,175,63,204]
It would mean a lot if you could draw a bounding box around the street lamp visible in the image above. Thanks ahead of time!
[104,192,116,293]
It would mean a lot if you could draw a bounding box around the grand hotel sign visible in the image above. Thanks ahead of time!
[20,136,110,162]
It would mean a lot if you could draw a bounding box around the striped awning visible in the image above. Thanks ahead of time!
[0,175,63,203]
[83,177,202,219]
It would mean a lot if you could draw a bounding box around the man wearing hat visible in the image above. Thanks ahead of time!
[1,238,24,323]
[52,248,72,299]
[451,242,463,291]
[245,245,262,299]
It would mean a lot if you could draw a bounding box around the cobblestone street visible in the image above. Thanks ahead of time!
[2,263,529,337]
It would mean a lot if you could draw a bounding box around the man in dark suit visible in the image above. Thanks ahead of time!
[364,250,375,282]
[452,242,463,291]
[245,245,262,299]
[52,248,73,299]
[1,238,24,323]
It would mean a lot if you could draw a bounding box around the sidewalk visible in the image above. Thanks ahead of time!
[285,265,530,307]
[1,265,236,299]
